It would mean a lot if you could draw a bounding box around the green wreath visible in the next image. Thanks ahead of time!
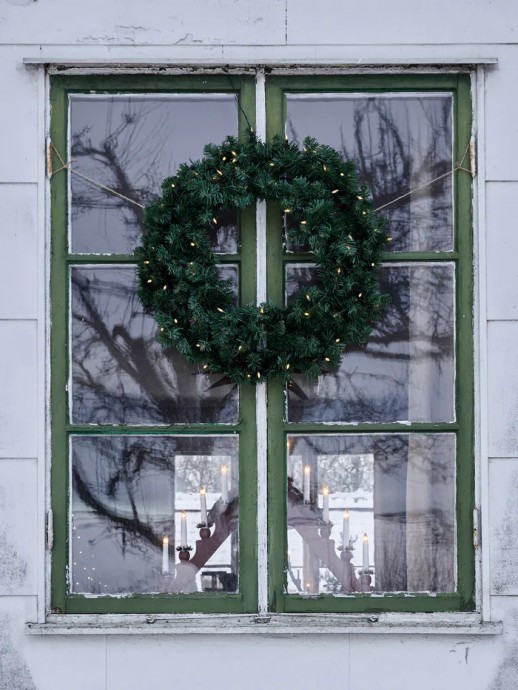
[137,134,389,385]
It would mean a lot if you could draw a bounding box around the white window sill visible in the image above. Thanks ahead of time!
[26,612,502,636]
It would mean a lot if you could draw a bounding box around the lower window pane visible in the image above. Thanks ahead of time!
[70,435,239,595]
[286,434,455,595]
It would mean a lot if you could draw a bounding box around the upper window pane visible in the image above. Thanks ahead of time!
[70,265,238,425]
[69,94,239,255]
[286,93,453,253]
[286,263,455,424]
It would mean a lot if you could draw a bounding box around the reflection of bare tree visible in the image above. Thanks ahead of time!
[289,264,455,423]
[71,268,237,425]
[72,435,238,593]
[287,96,452,252]
[71,102,170,242]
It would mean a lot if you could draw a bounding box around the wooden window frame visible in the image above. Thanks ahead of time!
[49,72,474,616]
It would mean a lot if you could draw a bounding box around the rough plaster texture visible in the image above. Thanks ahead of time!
[0,0,518,688]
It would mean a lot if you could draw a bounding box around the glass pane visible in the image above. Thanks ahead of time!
[287,263,455,423]
[71,435,239,595]
[286,433,455,595]
[286,93,453,253]
[69,94,239,254]
[70,265,238,425]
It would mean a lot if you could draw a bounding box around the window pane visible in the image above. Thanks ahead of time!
[69,94,239,254]
[286,94,453,253]
[71,435,239,595]
[286,433,455,595]
[287,263,455,423]
[70,265,238,425]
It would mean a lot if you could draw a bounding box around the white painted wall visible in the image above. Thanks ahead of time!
[1,1,518,688]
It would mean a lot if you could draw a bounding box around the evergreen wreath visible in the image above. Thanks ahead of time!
[137,134,389,385]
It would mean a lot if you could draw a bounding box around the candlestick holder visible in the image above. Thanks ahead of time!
[318,521,332,539]
[358,569,373,592]
[196,522,212,539]
[176,545,192,562]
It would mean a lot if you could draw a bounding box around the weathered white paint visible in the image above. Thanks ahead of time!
[474,64,491,623]
[0,185,38,319]
[485,46,518,182]
[0,54,39,182]
[487,322,518,458]
[26,612,502,636]
[489,459,518,595]
[486,182,518,319]
[0,321,38,458]
[2,0,518,687]
[0,460,38,596]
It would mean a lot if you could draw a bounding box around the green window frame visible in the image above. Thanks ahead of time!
[49,72,474,616]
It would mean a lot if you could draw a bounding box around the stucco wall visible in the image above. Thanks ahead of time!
[1,1,518,688]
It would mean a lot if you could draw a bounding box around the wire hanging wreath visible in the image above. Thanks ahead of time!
[136,134,389,385]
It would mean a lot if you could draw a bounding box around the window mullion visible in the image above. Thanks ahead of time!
[255,68,269,615]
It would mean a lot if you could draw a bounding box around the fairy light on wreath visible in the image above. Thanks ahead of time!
[136,133,390,385]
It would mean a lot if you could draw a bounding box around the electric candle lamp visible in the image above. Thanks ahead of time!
[180,511,188,546]
[162,536,169,574]
[221,464,229,503]
[342,510,350,547]
[322,486,329,522]
[303,465,311,503]
[200,487,207,524]
[362,533,369,571]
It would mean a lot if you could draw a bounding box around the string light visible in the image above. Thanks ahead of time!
[216,307,225,313]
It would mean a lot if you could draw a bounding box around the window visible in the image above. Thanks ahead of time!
[49,73,474,616]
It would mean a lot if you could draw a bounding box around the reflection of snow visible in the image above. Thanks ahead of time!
[71,489,236,596]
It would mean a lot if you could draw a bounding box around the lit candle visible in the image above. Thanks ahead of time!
[342,509,350,547]
[162,536,169,574]
[180,510,188,546]
[322,487,329,522]
[303,465,311,503]
[200,487,207,524]
[362,533,369,571]
[221,464,229,503]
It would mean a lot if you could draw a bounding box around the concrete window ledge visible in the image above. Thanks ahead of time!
[26,613,502,636]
